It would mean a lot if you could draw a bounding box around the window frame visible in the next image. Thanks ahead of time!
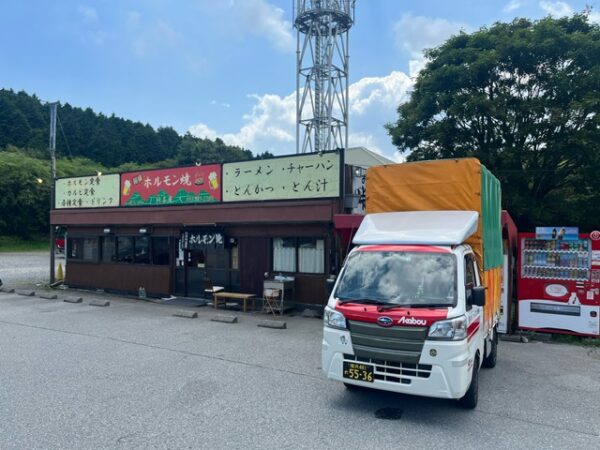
[272,237,326,275]
[66,236,100,263]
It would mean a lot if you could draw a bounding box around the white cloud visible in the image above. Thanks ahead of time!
[539,1,574,16]
[393,14,464,56]
[589,11,600,24]
[232,0,294,52]
[393,14,468,77]
[350,71,413,115]
[188,70,415,160]
[78,5,98,22]
[504,0,523,12]
[188,123,218,140]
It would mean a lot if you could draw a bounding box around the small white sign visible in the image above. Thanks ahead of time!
[545,284,568,298]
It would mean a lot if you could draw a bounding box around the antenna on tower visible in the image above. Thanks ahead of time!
[294,0,355,154]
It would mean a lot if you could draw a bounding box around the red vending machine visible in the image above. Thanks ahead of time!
[517,228,600,337]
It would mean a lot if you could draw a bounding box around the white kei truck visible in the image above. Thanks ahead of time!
[322,158,503,408]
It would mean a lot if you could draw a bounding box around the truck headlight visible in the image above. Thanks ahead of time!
[324,306,347,330]
[428,316,467,340]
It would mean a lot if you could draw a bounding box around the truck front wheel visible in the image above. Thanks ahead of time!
[458,356,479,409]
[482,328,498,369]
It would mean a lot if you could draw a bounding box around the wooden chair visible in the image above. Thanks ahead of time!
[262,288,281,316]
[204,277,224,301]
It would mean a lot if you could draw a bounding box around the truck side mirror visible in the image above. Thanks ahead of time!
[472,286,486,307]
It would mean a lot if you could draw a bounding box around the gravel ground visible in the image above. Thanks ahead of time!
[0,290,599,449]
[0,251,62,287]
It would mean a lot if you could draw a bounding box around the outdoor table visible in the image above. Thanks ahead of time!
[213,292,256,313]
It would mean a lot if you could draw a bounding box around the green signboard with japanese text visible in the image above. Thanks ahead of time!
[222,151,341,202]
[55,174,120,209]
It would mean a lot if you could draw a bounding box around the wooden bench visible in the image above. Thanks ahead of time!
[213,292,256,313]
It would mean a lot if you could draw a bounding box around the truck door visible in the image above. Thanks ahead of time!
[464,254,483,339]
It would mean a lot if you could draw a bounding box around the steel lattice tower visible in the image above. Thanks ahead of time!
[294,0,355,153]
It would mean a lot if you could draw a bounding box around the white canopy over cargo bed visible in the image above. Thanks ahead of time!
[352,211,479,246]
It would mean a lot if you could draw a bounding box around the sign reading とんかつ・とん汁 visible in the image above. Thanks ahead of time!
[121,165,221,206]
[55,174,120,209]
[222,152,341,202]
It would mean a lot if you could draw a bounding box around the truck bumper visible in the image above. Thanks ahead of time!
[322,326,473,400]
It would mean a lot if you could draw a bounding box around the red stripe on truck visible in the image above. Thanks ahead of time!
[358,245,451,253]
[336,302,450,327]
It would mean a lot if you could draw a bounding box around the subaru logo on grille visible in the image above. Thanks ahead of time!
[377,316,393,327]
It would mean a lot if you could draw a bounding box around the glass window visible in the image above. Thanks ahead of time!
[464,254,476,306]
[116,236,134,263]
[135,236,150,264]
[231,245,239,270]
[298,238,325,274]
[102,237,116,262]
[334,251,457,307]
[273,238,296,272]
[67,237,98,262]
[82,238,98,261]
[67,237,82,260]
[152,237,170,265]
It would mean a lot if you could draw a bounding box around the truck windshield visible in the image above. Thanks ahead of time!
[335,251,457,307]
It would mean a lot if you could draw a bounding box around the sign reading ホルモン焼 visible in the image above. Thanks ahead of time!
[222,152,341,202]
[120,165,221,207]
[55,174,120,209]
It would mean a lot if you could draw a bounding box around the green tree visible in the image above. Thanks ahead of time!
[0,147,50,238]
[386,14,600,230]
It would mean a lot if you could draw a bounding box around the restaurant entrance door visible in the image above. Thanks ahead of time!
[174,229,239,298]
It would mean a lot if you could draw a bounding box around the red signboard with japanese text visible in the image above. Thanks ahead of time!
[120,165,221,207]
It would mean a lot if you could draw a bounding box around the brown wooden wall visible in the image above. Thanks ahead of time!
[66,262,171,296]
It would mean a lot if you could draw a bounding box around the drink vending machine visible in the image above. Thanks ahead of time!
[517,230,600,337]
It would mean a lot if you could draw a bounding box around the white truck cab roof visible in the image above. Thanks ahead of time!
[352,211,479,246]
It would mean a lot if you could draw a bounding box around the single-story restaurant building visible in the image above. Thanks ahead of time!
[51,147,392,308]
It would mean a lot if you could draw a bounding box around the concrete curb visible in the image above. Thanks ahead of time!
[16,290,35,297]
[0,287,15,293]
[39,293,58,300]
[63,297,83,304]
[499,334,529,343]
[90,300,110,307]
[173,310,198,319]
[257,320,287,329]
[211,315,238,324]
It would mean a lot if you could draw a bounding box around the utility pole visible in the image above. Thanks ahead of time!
[49,102,58,284]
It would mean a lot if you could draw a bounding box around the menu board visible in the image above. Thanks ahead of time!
[222,152,341,202]
[55,174,120,209]
[121,165,221,207]
[521,238,591,281]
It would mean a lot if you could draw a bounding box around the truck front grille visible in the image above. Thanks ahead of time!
[347,320,428,364]
[344,354,432,383]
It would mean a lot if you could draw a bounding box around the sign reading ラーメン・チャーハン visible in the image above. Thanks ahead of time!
[55,174,120,209]
[222,151,341,202]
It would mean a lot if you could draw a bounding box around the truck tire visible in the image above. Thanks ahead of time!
[482,328,498,369]
[458,356,479,409]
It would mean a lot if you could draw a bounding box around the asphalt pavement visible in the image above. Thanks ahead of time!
[0,251,58,287]
[0,289,599,450]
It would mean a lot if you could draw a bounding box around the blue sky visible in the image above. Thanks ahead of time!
[0,0,597,161]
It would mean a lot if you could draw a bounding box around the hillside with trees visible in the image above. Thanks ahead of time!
[0,89,272,239]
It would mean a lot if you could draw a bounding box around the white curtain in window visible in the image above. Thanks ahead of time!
[273,238,296,272]
[299,239,324,273]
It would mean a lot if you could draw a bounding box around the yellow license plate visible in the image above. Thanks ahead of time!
[343,362,374,383]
